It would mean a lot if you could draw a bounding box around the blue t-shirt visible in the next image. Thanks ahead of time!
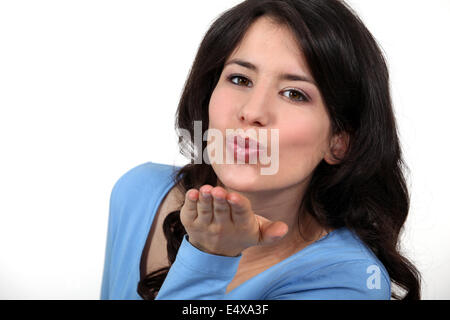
[100,161,391,300]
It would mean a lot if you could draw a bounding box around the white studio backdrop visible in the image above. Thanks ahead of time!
[0,0,449,299]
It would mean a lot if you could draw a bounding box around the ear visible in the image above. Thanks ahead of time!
[324,132,349,165]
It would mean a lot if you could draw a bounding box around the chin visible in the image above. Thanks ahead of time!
[213,163,266,192]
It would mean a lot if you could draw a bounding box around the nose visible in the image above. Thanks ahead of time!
[237,84,271,127]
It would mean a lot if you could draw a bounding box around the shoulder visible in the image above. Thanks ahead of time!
[112,161,181,190]
[300,258,391,299]
[108,161,184,227]
[110,161,182,200]
[264,227,391,300]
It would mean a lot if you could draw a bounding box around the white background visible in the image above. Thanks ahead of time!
[0,0,449,299]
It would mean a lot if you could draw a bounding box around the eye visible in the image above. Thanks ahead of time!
[281,89,310,103]
[227,74,252,87]
[227,74,310,103]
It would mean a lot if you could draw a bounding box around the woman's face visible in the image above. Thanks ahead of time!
[207,16,337,193]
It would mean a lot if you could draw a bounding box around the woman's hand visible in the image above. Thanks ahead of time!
[180,185,289,257]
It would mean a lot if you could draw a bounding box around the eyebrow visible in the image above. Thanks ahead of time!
[224,58,317,86]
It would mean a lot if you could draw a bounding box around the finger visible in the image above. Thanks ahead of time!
[257,216,289,245]
[180,189,199,224]
[196,185,214,225]
[226,192,253,224]
[211,187,231,224]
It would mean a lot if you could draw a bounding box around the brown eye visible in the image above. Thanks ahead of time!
[228,75,252,87]
[281,89,309,103]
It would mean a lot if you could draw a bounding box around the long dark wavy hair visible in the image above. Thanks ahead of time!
[137,0,421,300]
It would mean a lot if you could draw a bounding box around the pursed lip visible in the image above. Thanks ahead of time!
[225,133,266,151]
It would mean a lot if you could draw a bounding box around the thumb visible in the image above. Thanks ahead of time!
[256,216,289,245]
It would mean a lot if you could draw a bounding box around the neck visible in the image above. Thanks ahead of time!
[216,177,330,261]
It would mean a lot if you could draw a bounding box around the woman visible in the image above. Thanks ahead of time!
[100,0,421,300]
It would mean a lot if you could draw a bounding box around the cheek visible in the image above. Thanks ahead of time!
[279,115,329,164]
[208,85,235,127]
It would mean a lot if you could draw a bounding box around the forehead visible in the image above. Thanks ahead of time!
[226,16,309,74]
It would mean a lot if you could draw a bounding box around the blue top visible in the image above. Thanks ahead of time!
[100,161,391,300]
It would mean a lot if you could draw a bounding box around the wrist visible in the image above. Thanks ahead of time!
[186,235,241,257]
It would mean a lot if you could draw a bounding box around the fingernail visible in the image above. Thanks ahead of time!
[271,236,283,242]
[188,190,197,201]
[226,198,236,205]
[201,191,211,199]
